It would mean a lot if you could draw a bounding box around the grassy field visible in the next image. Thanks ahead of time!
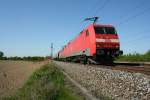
[116,50,150,62]
[0,60,46,97]
[3,62,82,100]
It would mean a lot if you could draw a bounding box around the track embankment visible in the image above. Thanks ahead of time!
[55,61,150,100]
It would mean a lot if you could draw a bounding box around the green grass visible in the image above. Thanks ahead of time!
[3,63,81,100]
[116,50,150,62]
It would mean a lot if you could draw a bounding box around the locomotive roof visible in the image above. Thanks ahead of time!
[86,24,114,29]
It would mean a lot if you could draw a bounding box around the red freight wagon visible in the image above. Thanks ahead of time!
[57,23,123,63]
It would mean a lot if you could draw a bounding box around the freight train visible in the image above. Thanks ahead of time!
[56,23,123,64]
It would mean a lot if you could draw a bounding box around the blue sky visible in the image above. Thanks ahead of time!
[0,0,150,57]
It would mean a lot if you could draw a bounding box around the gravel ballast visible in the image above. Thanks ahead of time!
[55,61,150,100]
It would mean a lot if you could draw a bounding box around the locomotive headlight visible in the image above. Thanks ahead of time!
[96,44,100,48]
[115,45,119,48]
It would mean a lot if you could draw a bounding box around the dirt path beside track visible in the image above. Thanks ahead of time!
[0,60,47,97]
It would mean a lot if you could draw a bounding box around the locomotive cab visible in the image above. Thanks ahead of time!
[93,25,122,62]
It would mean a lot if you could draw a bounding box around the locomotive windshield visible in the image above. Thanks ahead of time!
[94,27,117,34]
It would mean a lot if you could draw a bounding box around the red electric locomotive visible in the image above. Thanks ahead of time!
[57,18,123,63]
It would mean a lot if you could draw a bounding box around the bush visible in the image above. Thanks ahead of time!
[116,50,150,62]
[0,51,4,58]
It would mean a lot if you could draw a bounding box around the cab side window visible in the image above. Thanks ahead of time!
[86,30,89,36]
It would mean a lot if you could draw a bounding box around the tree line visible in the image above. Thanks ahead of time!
[0,51,4,58]
[0,51,50,61]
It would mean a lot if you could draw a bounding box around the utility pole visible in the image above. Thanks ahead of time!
[51,43,53,59]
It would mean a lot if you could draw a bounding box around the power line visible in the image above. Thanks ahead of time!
[122,37,150,49]
[82,0,111,29]
[121,30,150,45]
[93,0,111,16]
[117,7,150,26]
[113,1,150,50]
[118,0,146,20]
[85,0,100,17]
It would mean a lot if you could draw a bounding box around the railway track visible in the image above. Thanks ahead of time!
[55,60,150,75]
[113,62,150,75]
[90,61,150,75]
